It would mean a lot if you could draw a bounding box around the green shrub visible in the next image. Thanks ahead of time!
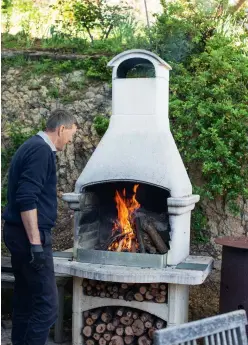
[93,115,110,136]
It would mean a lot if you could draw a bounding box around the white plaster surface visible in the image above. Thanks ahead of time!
[54,256,213,285]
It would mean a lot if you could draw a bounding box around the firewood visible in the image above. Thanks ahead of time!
[138,335,152,345]
[87,285,92,292]
[96,284,101,290]
[93,333,101,341]
[99,337,107,345]
[101,309,113,323]
[116,325,124,336]
[155,295,166,303]
[142,219,168,254]
[113,292,118,299]
[145,321,153,329]
[89,280,97,287]
[124,335,134,344]
[112,318,120,327]
[100,292,106,298]
[83,279,89,287]
[125,310,133,318]
[144,242,157,254]
[139,286,147,295]
[116,307,125,317]
[155,319,165,329]
[84,311,90,318]
[116,238,124,252]
[150,289,159,297]
[107,286,113,292]
[96,323,106,334]
[102,232,132,251]
[113,285,119,292]
[86,317,94,326]
[132,319,145,336]
[91,309,102,321]
[151,283,159,289]
[132,311,139,320]
[134,293,144,302]
[106,293,111,298]
[86,339,95,345]
[140,313,149,323]
[120,317,133,326]
[119,295,124,300]
[82,326,92,338]
[135,217,146,253]
[160,284,166,290]
[148,327,156,339]
[145,291,154,300]
[107,323,115,332]
[124,326,133,336]
[110,335,124,345]
[160,290,167,296]
[121,283,128,289]
[125,291,134,301]
[103,332,112,341]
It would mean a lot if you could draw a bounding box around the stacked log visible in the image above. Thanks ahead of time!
[82,307,166,345]
[83,280,167,303]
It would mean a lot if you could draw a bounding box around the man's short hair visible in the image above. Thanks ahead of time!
[46,109,77,132]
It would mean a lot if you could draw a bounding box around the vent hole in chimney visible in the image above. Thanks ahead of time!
[117,58,155,79]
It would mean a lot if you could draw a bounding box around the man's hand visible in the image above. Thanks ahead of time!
[30,244,45,270]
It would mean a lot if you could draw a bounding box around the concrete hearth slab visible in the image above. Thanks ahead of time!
[54,255,213,285]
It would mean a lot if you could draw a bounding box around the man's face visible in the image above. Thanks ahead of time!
[56,124,77,151]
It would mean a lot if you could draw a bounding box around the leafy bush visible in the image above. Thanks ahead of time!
[169,35,248,213]
[93,115,110,136]
[73,0,131,42]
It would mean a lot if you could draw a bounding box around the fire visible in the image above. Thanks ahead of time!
[109,184,140,252]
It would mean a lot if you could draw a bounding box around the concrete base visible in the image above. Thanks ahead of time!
[53,256,213,345]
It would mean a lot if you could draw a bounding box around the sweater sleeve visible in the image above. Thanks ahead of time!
[16,145,53,212]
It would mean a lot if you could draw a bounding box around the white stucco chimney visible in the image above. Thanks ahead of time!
[75,49,192,198]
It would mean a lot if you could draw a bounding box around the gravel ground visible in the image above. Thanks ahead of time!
[1,321,72,345]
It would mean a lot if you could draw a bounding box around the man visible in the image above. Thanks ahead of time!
[3,109,77,345]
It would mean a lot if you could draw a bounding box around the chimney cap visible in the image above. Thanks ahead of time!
[107,49,172,71]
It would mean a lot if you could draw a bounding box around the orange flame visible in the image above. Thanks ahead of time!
[109,184,140,252]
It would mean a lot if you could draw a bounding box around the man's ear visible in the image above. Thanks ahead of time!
[58,125,65,136]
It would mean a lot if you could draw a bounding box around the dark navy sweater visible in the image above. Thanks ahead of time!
[3,135,57,231]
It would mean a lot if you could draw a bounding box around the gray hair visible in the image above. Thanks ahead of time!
[46,109,77,131]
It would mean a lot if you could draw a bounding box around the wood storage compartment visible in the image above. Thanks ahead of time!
[83,280,168,304]
[82,307,167,345]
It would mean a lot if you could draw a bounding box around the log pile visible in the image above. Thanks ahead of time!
[82,307,167,345]
[83,280,167,303]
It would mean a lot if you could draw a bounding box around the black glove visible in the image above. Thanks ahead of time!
[30,244,46,270]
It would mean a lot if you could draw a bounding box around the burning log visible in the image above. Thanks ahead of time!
[141,218,169,254]
[135,217,145,253]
